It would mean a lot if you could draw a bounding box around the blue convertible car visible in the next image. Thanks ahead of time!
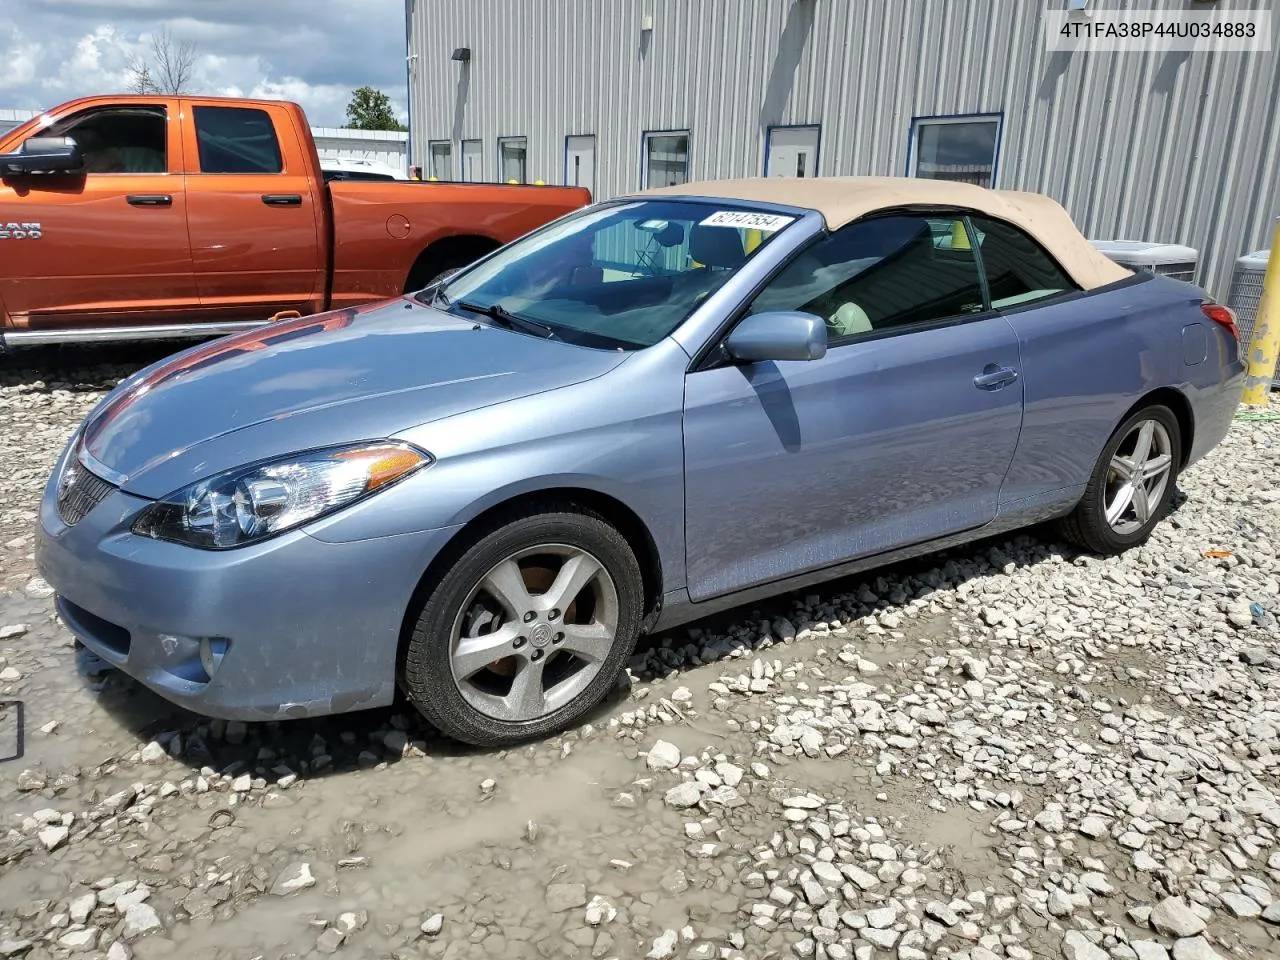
[37,177,1244,745]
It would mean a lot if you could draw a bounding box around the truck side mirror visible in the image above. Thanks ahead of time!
[1,136,85,175]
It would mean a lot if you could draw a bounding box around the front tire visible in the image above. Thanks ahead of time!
[403,505,642,746]
[1058,404,1182,555]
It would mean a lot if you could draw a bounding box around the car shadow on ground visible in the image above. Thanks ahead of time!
[75,506,1190,788]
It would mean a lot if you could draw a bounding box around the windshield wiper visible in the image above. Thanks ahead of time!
[456,300,556,339]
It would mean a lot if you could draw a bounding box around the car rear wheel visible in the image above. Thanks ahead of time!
[1058,404,1182,555]
[402,505,642,746]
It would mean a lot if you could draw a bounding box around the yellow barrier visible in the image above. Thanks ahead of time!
[1242,216,1280,405]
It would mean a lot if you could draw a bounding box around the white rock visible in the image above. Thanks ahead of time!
[419,914,444,936]
[664,782,702,809]
[1170,937,1225,960]
[1150,897,1206,938]
[270,862,315,896]
[139,742,167,764]
[648,929,678,959]
[38,825,69,851]
[646,740,681,771]
[121,902,161,940]
[0,667,20,682]
[1062,930,1108,960]
[585,895,617,926]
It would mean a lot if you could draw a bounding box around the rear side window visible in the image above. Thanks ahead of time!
[970,215,1079,309]
[194,106,283,174]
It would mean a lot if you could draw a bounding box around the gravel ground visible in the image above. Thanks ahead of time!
[1,346,1278,960]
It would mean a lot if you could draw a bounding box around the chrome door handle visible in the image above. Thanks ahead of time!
[974,365,1019,390]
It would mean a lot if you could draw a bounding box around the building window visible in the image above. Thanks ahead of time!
[907,114,1001,188]
[429,141,451,179]
[643,131,689,188]
[499,136,528,183]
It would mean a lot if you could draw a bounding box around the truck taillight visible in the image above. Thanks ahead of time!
[1201,303,1239,342]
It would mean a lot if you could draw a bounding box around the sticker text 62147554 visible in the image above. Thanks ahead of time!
[699,210,795,232]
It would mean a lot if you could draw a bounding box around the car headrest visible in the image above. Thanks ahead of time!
[690,225,747,269]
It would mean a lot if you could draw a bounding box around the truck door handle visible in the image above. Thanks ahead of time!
[261,194,302,206]
[973,365,1019,390]
[126,194,172,207]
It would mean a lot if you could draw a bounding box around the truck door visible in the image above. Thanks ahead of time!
[181,101,326,320]
[0,100,199,330]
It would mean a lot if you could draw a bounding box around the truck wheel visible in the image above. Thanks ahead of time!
[402,504,642,746]
[1058,404,1181,555]
[404,240,498,293]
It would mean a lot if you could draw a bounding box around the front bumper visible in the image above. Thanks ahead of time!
[35,452,462,721]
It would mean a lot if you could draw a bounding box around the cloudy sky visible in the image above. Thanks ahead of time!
[0,0,407,126]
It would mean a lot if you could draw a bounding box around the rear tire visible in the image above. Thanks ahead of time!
[1058,404,1181,555]
[402,505,642,746]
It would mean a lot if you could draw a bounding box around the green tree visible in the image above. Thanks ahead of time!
[344,86,406,131]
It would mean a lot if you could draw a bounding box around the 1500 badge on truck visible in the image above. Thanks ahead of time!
[0,95,591,350]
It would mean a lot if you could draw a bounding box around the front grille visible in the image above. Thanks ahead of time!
[56,459,116,526]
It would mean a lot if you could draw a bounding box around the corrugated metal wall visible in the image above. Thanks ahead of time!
[408,0,1279,298]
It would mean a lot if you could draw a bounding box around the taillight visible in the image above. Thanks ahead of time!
[1201,302,1239,342]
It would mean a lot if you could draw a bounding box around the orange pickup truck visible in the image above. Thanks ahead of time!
[0,95,591,350]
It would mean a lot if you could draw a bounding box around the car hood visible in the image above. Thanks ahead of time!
[80,298,628,498]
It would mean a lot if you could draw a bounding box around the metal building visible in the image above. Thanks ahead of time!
[310,126,409,176]
[406,0,1279,299]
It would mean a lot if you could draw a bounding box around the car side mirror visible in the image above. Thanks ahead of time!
[724,310,828,363]
[0,136,84,175]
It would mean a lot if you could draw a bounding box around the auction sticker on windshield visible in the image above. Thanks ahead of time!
[700,210,796,231]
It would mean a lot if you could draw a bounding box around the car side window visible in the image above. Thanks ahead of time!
[193,106,284,174]
[747,214,986,344]
[45,105,168,174]
[969,215,1079,309]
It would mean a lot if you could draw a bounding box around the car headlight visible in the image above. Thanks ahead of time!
[132,442,432,549]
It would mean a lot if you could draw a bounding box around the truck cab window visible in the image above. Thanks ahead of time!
[46,105,167,174]
[194,106,284,174]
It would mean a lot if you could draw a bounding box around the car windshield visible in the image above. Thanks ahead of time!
[431,199,799,349]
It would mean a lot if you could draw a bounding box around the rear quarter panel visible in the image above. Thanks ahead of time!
[998,275,1244,508]
[326,181,591,303]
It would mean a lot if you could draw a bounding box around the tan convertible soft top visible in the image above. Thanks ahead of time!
[635,176,1132,291]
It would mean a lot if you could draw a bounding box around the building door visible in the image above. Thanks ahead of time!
[462,139,483,181]
[565,135,596,196]
[766,126,820,178]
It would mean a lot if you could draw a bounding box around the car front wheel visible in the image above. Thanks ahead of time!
[402,505,643,746]
[1059,404,1182,555]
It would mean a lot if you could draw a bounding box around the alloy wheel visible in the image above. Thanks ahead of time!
[1104,418,1173,535]
[448,544,619,723]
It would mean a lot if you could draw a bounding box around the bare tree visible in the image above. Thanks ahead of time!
[126,27,197,94]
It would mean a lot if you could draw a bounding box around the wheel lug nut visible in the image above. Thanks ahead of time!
[553,633,563,644]
[523,611,536,623]
[548,609,560,621]
[531,649,544,661]
[513,637,526,649]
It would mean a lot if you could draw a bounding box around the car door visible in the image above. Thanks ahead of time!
[682,213,1025,602]
[181,100,326,320]
[0,100,198,329]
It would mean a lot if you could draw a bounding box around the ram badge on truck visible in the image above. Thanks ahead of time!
[0,95,591,350]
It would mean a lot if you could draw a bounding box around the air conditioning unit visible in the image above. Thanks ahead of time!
[1089,240,1199,284]
[1227,248,1278,389]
